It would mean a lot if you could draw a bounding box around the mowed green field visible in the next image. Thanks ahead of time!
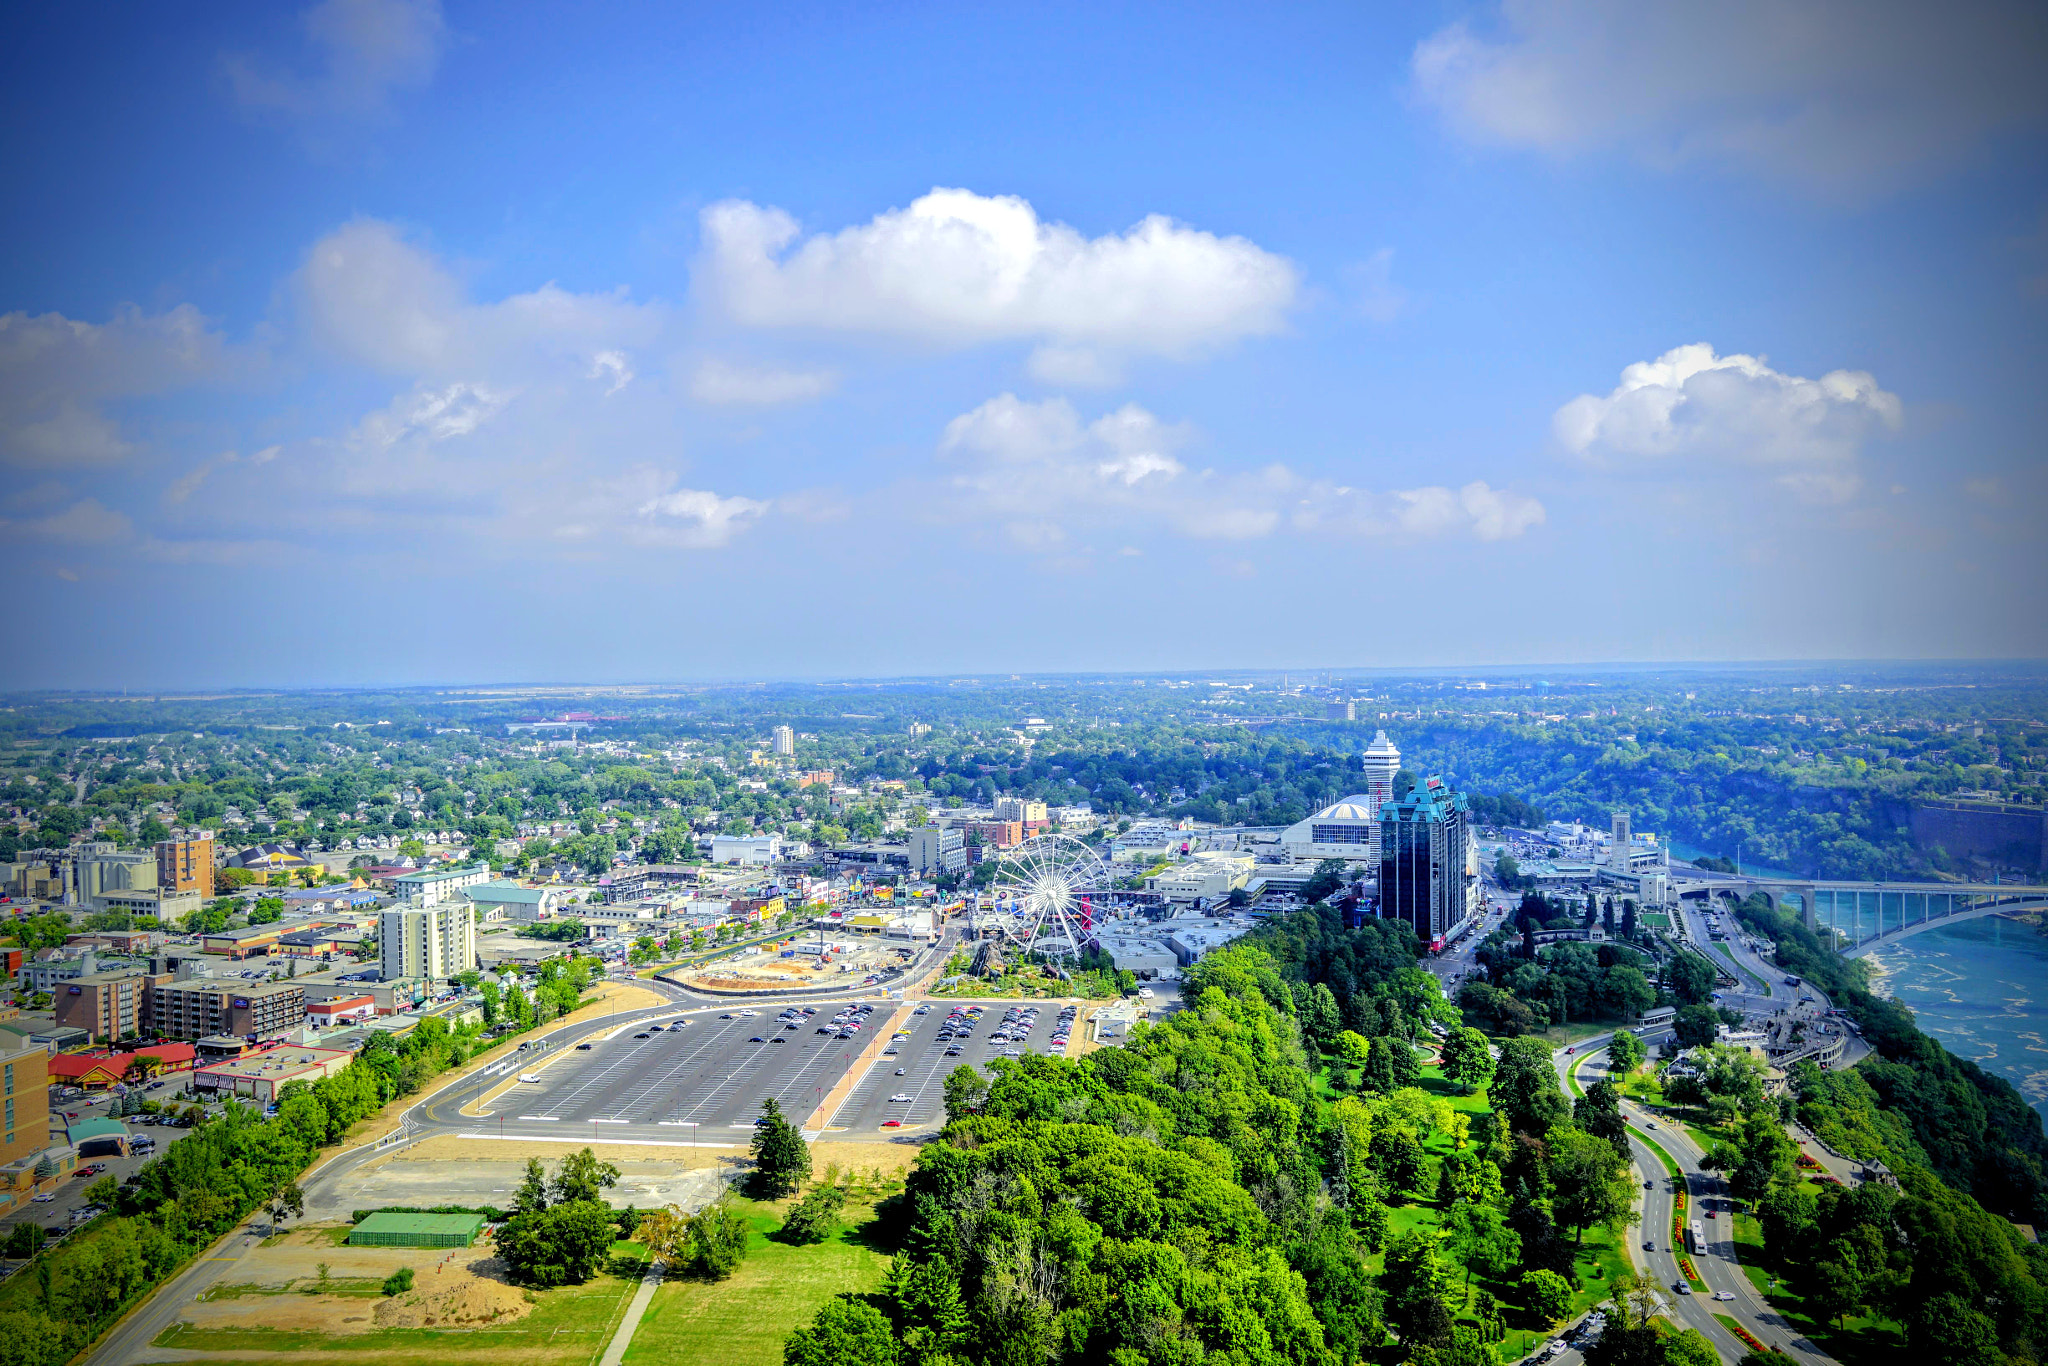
[622,1201,891,1366]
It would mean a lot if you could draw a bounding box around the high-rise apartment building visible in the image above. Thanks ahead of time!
[146,979,305,1041]
[1326,699,1356,721]
[156,833,215,899]
[772,724,795,756]
[1377,777,1476,948]
[380,904,477,983]
[907,826,967,876]
[992,797,1048,824]
[1,1039,51,1160]
[57,969,152,1041]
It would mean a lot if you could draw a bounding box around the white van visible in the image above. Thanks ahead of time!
[518,1073,542,1084]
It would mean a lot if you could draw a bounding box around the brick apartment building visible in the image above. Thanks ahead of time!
[54,969,166,1041]
[155,834,215,899]
[149,980,306,1040]
[1,1039,49,1160]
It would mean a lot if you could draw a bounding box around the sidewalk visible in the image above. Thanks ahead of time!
[598,1259,666,1366]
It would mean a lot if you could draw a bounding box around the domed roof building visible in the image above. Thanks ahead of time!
[1280,731,1402,866]
[1281,793,1382,864]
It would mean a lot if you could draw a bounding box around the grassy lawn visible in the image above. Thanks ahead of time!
[1724,1207,1906,1365]
[150,1261,644,1366]
[1529,1021,1620,1048]
[1731,1212,1772,1295]
[1491,1224,1632,1364]
[1415,1065,1491,1119]
[621,1199,891,1366]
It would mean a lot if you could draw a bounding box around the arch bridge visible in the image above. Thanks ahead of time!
[1686,877,2048,958]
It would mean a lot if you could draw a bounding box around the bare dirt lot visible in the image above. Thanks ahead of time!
[179,1227,532,1336]
[305,1134,744,1221]
[678,938,915,991]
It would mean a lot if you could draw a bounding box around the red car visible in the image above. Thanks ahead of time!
[881,1119,903,1128]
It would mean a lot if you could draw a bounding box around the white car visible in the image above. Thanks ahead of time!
[888,1093,912,1103]
[1712,1291,1736,1301]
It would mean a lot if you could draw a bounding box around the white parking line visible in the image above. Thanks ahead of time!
[618,1017,791,1123]
[612,1019,758,1120]
[531,1032,674,1118]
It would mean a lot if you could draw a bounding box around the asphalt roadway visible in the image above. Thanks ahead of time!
[1555,1035,1838,1365]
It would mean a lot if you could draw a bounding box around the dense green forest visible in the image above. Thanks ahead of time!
[777,902,2048,1366]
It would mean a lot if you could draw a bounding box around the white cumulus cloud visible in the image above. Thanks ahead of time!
[936,394,1541,550]
[297,218,660,379]
[1413,0,2048,193]
[1555,343,1901,500]
[0,304,240,467]
[357,382,515,446]
[635,486,770,548]
[698,188,1299,370]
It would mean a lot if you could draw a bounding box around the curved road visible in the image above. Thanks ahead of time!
[1555,1034,1836,1364]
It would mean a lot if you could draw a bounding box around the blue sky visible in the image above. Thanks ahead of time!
[3,0,2044,688]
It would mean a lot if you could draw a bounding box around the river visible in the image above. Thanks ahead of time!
[1867,917,2048,1123]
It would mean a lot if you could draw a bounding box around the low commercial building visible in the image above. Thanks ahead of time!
[96,888,201,923]
[67,1117,130,1158]
[201,926,284,959]
[307,994,376,1027]
[710,834,783,865]
[276,927,348,955]
[193,1045,352,1103]
[349,1211,486,1247]
[46,1052,130,1089]
[464,881,572,923]
[1147,853,1255,905]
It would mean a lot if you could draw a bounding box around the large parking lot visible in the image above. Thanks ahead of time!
[470,993,1087,1144]
[485,1001,893,1137]
[826,998,1078,1133]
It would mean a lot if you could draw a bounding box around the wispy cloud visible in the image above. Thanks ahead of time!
[223,0,447,123]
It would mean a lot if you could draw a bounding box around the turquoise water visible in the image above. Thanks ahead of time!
[1867,917,2048,1123]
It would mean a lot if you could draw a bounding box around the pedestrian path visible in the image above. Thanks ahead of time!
[598,1258,665,1366]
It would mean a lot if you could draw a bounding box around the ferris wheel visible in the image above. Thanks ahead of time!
[990,833,1111,961]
